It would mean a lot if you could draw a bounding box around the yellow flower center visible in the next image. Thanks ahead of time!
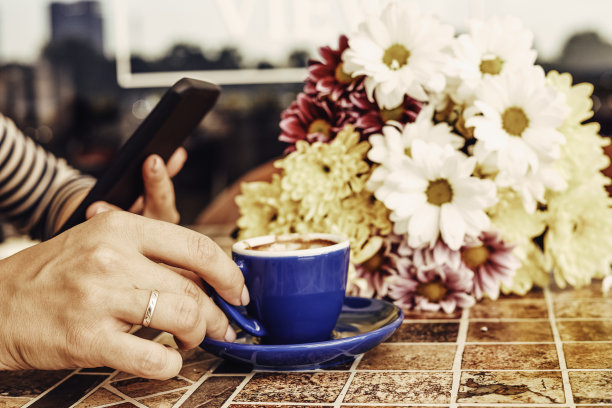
[380,105,404,122]
[426,179,453,206]
[479,56,504,75]
[382,43,410,70]
[308,118,332,138]
[461,245,490,269]
[416,279,448,302]
[501,107,529,136]
[334,62,354,84]
[363,251,385,272]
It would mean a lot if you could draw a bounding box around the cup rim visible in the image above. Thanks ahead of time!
[232,233,350,257]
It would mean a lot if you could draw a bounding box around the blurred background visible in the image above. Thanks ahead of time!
[1,0,612,230]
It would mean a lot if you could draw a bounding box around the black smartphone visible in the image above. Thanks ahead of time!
[55,77,221,235]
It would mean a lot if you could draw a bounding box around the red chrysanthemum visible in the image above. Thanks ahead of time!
[351,90,424,137]
[279,92,356,152]
[460,231,520,300]
[304,35,363,106]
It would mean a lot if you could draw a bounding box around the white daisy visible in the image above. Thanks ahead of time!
[446,16,537,104]
[466,66,569,178]
[370,140,497,250]
[342,1,454,109]
[368,105,465,165]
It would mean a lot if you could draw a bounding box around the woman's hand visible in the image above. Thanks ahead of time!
[56,147,188,231]
[0,211,247,379]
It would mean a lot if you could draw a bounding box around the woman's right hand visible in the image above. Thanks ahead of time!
[0,211,248,379]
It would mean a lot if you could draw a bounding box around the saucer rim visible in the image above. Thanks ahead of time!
[201,296,404,350]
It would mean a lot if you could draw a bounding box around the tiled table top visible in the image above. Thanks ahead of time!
[1,226,611,408]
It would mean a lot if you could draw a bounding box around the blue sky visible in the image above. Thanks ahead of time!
[1,0,612,65]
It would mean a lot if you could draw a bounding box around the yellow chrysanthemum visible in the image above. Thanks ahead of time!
[324,190,392,262]
[546,71,594,128]
[544,184,612,288]
[501,239,549,295]
[487,188,546,243]
[546,71,611,188]
[235,174,301,240]
[275,125,370,220]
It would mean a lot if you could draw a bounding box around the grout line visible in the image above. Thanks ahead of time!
[449,307,470,408]
[21,370,80,408]
[333,354,363,407]
[219,372,256,408]
[103,385,148,408]
[134,386,191,401]
[172,358,224,407]
[544,287,575,408]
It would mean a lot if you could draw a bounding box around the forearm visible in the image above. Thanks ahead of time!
[0,115,95,240]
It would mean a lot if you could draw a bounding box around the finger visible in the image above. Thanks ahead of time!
[108,257,233,345]
[102,212,248,307]
[161,263,206,290]
[86,201,119,219]
[97,332,182,380]
[141,155,180,223]
[129,196,145,214]
[166,147,187,178]
[112,289,235,349]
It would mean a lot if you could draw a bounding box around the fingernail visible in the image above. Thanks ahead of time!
[240,286,250,306]
[150,156,160,173]
[224,325,236,343]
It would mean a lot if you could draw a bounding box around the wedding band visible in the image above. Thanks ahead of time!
[142,289,160,327]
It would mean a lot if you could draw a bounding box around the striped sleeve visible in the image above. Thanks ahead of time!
[0,114,96,240]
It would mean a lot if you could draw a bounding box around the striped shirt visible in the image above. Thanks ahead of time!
[0,114,95,240]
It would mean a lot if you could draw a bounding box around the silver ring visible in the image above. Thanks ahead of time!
[142,289,160,327]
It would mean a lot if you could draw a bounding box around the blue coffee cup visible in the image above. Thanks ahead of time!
[214,233,350,344]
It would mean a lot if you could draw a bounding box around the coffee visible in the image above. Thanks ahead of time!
[249,238,336,252]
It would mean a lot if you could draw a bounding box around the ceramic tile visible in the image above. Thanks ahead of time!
[564,343,612,369]
[469,298,548,319]
[179,347,219,366]
[569,371,612,403]
[229,405,333,408]
[111,376,190,399]
[179,360,218,381]
[213,360,253,374]
[554,299,612,318]
[462,344,559,369]
[386,321,459,342]
[0,370,72,398]
[0,397,31,408]
[181,376,244,408]
[557,320,612,341]
[457,371,564,404]
[357,344,456,370]
[466,321,553,342]
[27,374,108,408]
[235,373,350,403]
[343,372,452,404]
[139,390,186,408]
[343,406,448,408]
[550,282,605,300]
[402,309,462,319]
[74,387,124,407]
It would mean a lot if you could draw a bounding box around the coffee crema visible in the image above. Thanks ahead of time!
[249,238,336,252]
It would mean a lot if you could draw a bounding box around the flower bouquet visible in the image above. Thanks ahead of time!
[235,1,612,313]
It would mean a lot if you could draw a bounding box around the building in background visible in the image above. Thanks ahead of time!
[50,0,103,54]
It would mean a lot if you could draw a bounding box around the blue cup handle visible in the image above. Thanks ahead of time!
[211,261,268,338]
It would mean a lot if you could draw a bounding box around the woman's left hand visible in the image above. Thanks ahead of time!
[57,147,188,230]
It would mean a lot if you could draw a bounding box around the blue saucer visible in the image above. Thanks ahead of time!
[200,296,403,370]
